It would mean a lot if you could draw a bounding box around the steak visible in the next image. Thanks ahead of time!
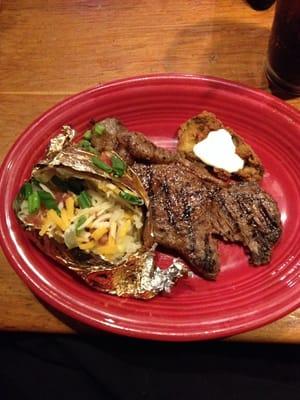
[133,163,220,279]
[212,182,281,265]
[92,118,282,279]
[133,163,281,279]
[92,118,175,165]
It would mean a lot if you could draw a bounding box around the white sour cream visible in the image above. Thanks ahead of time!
[193,129,244,173]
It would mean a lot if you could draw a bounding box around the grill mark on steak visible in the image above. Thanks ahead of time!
[261,203,280,230]
[215,183,281,266]
[181,187,195,253]
[161,181,176,227]
[216,196,241,239]
[92,118,282,280]
[204,234,214,268]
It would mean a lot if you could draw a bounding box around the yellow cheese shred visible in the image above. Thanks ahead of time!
[78,240,95,250]
[39,214,51,236]
[65,196,74,220]
[47,209,67,231]
[91,226,109,241]
[96,236,116,256]
[60,208,69,228]
[117,219,131,239]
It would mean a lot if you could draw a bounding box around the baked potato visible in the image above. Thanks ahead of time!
[14,126,187,299]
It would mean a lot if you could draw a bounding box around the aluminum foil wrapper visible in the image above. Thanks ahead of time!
[15,126,188,299]
[83,249,187,299]
[40,125,76,165]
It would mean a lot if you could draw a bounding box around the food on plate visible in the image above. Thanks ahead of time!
[14,126,187,299]
[177,111,264,182]
[133,164,281,280]
[14,112,282,294]
[90,117,282,280]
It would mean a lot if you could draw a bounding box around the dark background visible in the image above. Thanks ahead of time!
[1,332,300,399]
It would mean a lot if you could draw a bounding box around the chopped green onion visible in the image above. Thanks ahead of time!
[92,156,113,174]
[93,123,105,136]
[21,182,33,199]
[119,191,144,206]
[31,178,42,189]
[83,129,92,140]
[75,215,87,234]
[111,155,126,177]
[37,190,60,213]
[79,140,98,154]
[28,192,41,214]
[37,190,54,202]
[79,139,90,149]
[77,191,92,209]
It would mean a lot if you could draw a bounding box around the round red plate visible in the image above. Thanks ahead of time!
[1,74,300,341]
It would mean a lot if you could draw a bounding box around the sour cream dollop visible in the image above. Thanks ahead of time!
[193,129,244,173]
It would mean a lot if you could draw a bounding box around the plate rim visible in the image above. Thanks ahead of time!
[1,73,300,341]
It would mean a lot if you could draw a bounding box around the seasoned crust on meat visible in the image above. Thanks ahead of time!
[133,163,281,280]
[177,111,264,182]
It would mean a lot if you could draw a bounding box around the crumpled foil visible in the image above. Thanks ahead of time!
[83,248,187,299]
[15,126,188,299]
[40,125,76,164]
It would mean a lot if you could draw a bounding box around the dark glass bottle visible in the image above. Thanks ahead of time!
[266,0,300,96]
[246,0,275,10]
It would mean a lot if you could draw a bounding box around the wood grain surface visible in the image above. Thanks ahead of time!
[0,0,299,342]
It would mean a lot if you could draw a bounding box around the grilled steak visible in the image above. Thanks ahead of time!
[133,163,281,279]
[212,182,281,265]
[92,118,282,279]
[133,163,220,279]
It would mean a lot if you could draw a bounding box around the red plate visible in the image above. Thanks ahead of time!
[1,74,300,341]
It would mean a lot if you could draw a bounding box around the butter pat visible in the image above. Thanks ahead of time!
[193,129,244,173]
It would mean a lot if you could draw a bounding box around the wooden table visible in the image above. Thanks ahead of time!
[0,0,299,342]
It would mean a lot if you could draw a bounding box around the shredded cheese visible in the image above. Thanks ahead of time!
[60,208,69,228]
[65,196,74,220]
[34,180,143,261]
[47,209,67,231]
[96,236,117,256]
[118,219,131,239]
[91,226,109,240]
[78,240,95,250]
[39,214,51,236]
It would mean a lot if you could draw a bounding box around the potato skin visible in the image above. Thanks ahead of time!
[177,111,264,182]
